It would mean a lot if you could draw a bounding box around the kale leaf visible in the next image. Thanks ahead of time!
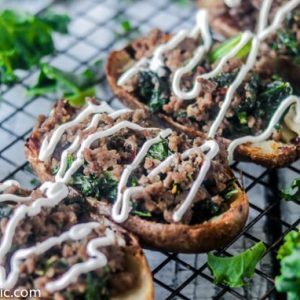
[209,34,252,64]
[281,178,300,202]
[0,9,70,85]
[85,269,110,300]
[271,13,300,64]
[137,70,170,112]
[225,75,293,138]
[220,179,239,201]
[275,230,300,300]
[72,172,118,202]
[208,242,267,287]
[147,138,171,161]
[27,61,102,106]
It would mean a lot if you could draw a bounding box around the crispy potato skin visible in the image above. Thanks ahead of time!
[88,179,249,253]
[105,32,300,168]
[113,231,154,300]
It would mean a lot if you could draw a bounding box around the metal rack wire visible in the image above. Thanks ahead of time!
[0,0,299,299]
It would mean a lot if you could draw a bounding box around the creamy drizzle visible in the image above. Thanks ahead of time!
[112,128,173,223]
[228,96,300,163]
[0,180,32,203]
[55,109,133,183]
[45,226,122,293]
[117,10,210,86]
[1,222,99,289]
[173,30,253,100]
[0,182,69,288]
[39,101,114,161]
[150,10,211,72]
[224,0,241,8]
[56,121,161,184]
[113,140,219,223]
[0,180,20,192]
[209,0,300,138]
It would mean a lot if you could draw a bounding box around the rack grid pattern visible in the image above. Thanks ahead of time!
[0,0,299,299]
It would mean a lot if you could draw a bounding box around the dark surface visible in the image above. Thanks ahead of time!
[0,0,299,299]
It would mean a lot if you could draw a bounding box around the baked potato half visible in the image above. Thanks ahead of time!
[106,25,300,168]
[0,180,153,300]
[25,99,249,253]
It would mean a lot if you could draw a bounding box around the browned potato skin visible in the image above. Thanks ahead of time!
[88,180,248,253]
[105,32,300,168]
[113,231,154,300]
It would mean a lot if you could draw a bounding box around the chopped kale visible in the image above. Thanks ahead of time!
[214,72,237,87]
[128,175,138,187]
[137,70,170,112]
[72,172,118,202]
[132,209,152,218]
[131,201,152,218]
[191,199,222,224]
[147,138,171,161]
[0,206,13,220]
[85,268,110,300]
[221,179,239,201]
[281,178,300,202]
[225,75,293,138]
[51,153,74,175]
[271,13,300,64]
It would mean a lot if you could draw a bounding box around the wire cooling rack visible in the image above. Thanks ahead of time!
[0,0,299,299]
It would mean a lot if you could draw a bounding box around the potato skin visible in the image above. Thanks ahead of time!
[105,33,300,168]
[88,178,249,253]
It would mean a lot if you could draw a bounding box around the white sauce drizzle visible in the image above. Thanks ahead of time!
[0,180,20,192]
[45,226,122,293]
[150,10,211,72]
[0,181,125,292]
[117,10,211,86]
[112,128,173,223]
[0,182,69,289]
[112,140,219,223]
[1,222,99,289]
[56,121,162,184]
[55,108,133,183]
[224,0,241,8]
[209,0,300,138]
[0,180,32,203]
[173,30,253,100]
[39,101,114,161]
[228,96,300,163]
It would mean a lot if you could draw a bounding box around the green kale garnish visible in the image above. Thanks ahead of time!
[131,201,152,218]
[208,241,266,287]
[85,268,110,300]
[214,72,237,87]
[281,178,300,202]
[209,33,252,64]
[27,61,102,106]
[0,206,13,220]
[147,138,171,161]
[225,75,293,138]
[220,179,239,201]
[275,230,300,300]
[51,154,74,175]
[72,172,118,202]
[0,9,70,85]
[271,13,300,64]
[137,70,170,112]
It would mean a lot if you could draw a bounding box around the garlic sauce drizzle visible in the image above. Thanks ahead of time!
[118,0,300,159]
[0,182,122,292]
